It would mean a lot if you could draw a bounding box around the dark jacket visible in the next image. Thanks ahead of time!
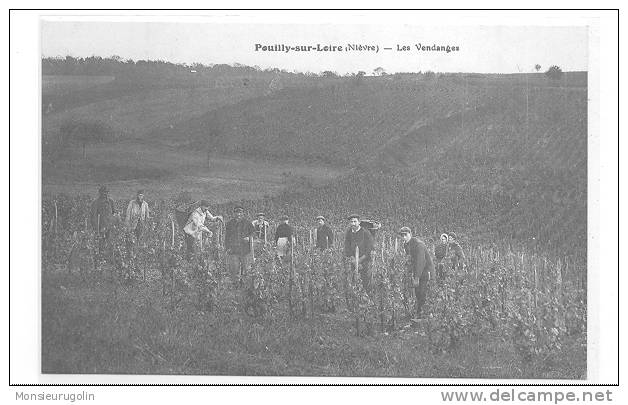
[449,241,466,261]
[274,223,294,244]
[316,224,334,250]
[225,218,255,256]
[404,237,434,280]
[90,196,116,232]
[344,226,374,262]
[434,243,449,261]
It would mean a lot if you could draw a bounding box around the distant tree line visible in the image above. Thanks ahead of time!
[42,56,286,77]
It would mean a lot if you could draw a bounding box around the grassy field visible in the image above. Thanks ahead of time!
[42,75,116,97]
[43,141,347,202]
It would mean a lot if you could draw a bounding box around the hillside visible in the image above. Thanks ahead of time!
[42,85,267,145]
[42,69,587,258]
[190,76,587,259]
[155,78,489,165]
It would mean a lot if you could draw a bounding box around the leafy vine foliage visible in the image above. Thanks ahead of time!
[42,194,586,362]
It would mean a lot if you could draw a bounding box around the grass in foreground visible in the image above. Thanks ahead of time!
[41,267,585,379]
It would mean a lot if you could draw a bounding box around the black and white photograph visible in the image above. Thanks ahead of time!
[7,8,621,390]
[38,16,590,379]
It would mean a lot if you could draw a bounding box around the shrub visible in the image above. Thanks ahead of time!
[545,65,564,80]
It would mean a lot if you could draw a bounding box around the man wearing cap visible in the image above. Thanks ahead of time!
[274,215,294,261]
[125,189,150,245]
[399,227,434,319]
[315,216,334,250]
[90,185,116,261]
[447,232,466,272]
[225,206,255,284]
[344,214,375,294]
[183,200,222,259]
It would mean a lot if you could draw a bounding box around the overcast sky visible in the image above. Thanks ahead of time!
[41,21,588,74]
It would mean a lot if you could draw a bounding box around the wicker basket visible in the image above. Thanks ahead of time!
[360,220,381,236]
[174,201,200,229]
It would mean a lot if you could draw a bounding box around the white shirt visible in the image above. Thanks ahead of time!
[125,199,150,230]
[183,207,211,240]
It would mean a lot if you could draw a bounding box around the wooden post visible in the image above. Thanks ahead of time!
[380,239,384,261]
[543,257,547,292]
[390,256,396,331]
[288,235,294,317]
[171,261,176,310]
[533,261,538,308]
[355,245,360,336]
[250,235,254,263]
[557,257,564,307]
[54,200,58,236]
[142,248,146,281]
[96,214,101,260]
[214,220,219,247]
[309,229,313,248]
[171,219,175,248]
[394,238,398,254]
[379,283,385,332]
[309,249,314,318]
[355,245,360,283]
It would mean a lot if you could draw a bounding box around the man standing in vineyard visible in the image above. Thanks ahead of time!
[315,215,334,250]
[447,232,466,272]
[125,189,150,247]
[225,206,255,286]
[399,227,434,319]
[90,185,116,262]
[344,214,375,294]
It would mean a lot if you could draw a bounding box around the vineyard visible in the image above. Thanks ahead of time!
[41,68,587,377]
[41,194,586,377]
[158,79,490,165]
[158,76,586,170]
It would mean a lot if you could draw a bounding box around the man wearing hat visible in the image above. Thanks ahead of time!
[343,214,375,294]
[225,206,255,284]
[274,215,294,261]
[183,200,222,259]
[315,216,334,250]
[125,189,150,246]
[90,185,116,262]
[399,227,434,319]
